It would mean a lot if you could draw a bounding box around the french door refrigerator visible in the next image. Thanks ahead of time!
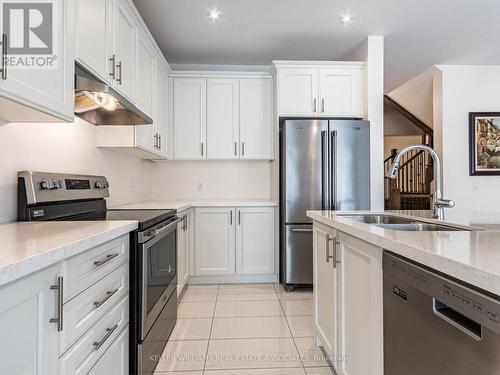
[280,119,370,290]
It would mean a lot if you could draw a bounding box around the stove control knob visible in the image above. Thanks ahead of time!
[95,181,108,189]
[40,179,52,189]
[52,180,62,189]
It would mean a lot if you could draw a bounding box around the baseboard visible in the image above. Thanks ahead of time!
[188,274,278,284]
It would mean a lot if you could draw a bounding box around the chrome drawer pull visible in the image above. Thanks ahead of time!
[93,288,119,309]
[49,276,64,332]
[93,323,118,350]
[94,253,119,267]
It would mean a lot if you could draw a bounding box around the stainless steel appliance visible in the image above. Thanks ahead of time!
[384,252,500,374]
[74,64,153,125]
[279,119,370,290]
[17,171,179,375]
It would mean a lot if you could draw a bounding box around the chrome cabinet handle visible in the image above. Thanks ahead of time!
[241,142,245,156]
[94,253,119,267]
[0,33,7,80]
[158,134,161,151]
[116,61,122,84]
[153,133,158,149]
[230,210,233,225]
[238,210,241,225]
[321,98,325,113]
[332,238,341,268]
[93,323,118,350]
[49,276,63,332]
[109,54,116,80]
[325,236,334,263]
[313,98,317,112]
[93,288,119,309]
[201,142,204,157]
[234,142,237,156]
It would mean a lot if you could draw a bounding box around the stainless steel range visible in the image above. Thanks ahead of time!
[17,171,179,375]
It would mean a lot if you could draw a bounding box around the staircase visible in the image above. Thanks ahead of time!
[384,95,434,210]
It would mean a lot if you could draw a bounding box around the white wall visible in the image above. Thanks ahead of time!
[384,106,422,136]
[152,161,271,200]
[0,118,153,223]
[434,65,500,212]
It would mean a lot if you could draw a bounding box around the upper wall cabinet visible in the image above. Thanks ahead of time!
[274,61,365,118]
[0,0,74,123]
[172,77,207,160]
[171,74,274,161]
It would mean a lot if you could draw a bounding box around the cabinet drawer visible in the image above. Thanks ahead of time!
[60,263,129,355]
[88,326,128,375]
[62,235,129,302]
[59,295,129,375]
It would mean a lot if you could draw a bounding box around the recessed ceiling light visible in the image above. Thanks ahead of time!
[207,9,221,21]
[339,13,354,25]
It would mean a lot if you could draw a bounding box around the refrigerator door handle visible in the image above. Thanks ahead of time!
[330,130,337,210]
[321,130,330,210]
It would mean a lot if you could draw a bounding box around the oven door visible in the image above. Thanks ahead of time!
[140,217,180,340]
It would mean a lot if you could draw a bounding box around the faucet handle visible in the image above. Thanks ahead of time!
[435,198,455,208]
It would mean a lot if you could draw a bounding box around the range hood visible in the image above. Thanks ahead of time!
[74,64,152,126]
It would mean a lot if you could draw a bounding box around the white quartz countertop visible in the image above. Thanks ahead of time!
[111,199,278,212]
[307,210,500,297]
[0,220,137,287]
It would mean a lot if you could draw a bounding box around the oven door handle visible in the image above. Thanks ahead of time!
[154,217,182,236]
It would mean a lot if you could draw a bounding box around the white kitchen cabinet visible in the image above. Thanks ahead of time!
[112,0,136,102]
[276,68,318,116]
[318,68,364,117]
[75,0,113,84]
[0,0,73,122]
[239,78,274,159]
[153,61,169,158]
[274,62,365,118]
[173,77,207,160]
[89,326,129,375]
[207,78,240,159]
[335,231,383,375]
[312,223,338,360]
[236,207,275,274]
[177,209,191,296]
[194,207,235,276]
[0,264,60,374]
[135,29,156,118]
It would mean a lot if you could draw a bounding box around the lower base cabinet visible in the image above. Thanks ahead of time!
[177,208,192,296]
[0,264,60,375]
[313,224,383,375]
[193,206,276,279]
[89,326,129,374]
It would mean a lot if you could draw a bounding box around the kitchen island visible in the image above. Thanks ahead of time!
[307,209,500,375]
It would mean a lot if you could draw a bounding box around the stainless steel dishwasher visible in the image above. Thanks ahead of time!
[383,252,500,374]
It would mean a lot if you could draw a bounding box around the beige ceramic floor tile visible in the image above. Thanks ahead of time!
[205,338,301,370]
[218,286,277,301]
[286,316,314,337]
[185,284,219,290]
[177,301,216,318]
[168,318,213,340]
[280,300,313,316]
[204,368,306,374]
[154,340,208,372]
[305,367,334,374]
[293,337,330,367]
[181,288,218,302]
[154,372,202,375]
[215,300,283,317]
[275,285,313,301]
[211,316,292,339]
[219,283,275,289]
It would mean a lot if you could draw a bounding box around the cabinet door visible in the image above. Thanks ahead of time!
[113,0,136,102]
[312,225,337,360]
[0,0,73,121]
[206,78,240,160]
[75,0,113,83]
[336,232,383,375]
[173,78,207,160]
[134,30,156,153]
[194,207,235,275]
[177,213,188,297]
[154,62,169,158]
[236,207,275,274]
[89,326,128,375]
[277,68,318,116]
[0,265,60,374]
[239,78,273,159]
[183,210,192,284]
[318,67,364,118]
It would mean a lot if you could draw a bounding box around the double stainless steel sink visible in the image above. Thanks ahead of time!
[337,214,473,232]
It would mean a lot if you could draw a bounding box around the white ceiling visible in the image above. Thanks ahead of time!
[132,0,500,92]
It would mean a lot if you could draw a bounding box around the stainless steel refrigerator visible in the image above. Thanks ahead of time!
[280,119,370,290]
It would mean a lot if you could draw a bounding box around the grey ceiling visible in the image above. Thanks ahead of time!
[132,0,500,92]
